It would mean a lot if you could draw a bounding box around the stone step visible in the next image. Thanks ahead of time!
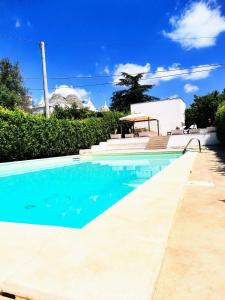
[150,140,169,143]
[149,146,167,149]
[145,136,170,150]
[153,144,168,146]
[106,137,149,145]
[91,138,149,151]
[91,144,147,151]
[79,149,92,155]
[99,141,108,146]
[93,142,147,148]
[81,136,174,155]
[149,143,168,146]
[148,138,168,141]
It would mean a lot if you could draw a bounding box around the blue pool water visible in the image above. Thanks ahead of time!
[0,153,181,228]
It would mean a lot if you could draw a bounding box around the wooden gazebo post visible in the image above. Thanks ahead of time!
[156,119,159,136]
[120,122,123,137]
[148,117,150,131]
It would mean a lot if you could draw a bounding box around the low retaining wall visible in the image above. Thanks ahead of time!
[167,132,219,148]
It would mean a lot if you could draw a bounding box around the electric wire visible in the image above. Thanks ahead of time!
[28,64,225,90]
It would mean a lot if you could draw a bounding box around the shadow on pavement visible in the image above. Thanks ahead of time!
[207,145,225,176]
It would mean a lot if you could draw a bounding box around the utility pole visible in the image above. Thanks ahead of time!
[40,41,50,117]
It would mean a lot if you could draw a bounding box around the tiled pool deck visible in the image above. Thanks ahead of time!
[0,152,196,300]
[153,148,225,300]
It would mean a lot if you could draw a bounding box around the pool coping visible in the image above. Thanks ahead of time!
[0,149,183,167]
[0,151,196,300]
[0,150,182,177]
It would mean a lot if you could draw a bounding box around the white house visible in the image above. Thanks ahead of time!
[131,98,186,135]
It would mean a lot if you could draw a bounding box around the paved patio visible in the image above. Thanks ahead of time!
[1,148,224,300]
[153,148,225,300]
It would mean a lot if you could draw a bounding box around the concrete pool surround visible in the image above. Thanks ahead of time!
[0,151,196,300]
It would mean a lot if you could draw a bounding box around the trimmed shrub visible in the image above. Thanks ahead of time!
[0,107,123,162]
[215,102,225,146]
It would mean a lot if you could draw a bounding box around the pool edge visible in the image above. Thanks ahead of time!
[0,151,197,300]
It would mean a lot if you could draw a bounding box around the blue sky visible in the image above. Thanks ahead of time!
[0,0,225,108]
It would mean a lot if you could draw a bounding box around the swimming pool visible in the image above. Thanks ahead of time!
[0,153,181,228]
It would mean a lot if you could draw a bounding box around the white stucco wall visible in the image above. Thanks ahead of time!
[131,98,186,135]
[167,132,219,148]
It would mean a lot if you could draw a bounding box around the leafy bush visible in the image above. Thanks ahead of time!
[52,104,104,120]
[185,90,225,128]
[215,102,225,146]
[0,107,123,162]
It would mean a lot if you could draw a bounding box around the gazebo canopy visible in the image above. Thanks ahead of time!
[119,113,157,123]
[119,113,160,136]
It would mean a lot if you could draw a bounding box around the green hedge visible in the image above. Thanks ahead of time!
[215,102,225,146]
[0,107,123,162]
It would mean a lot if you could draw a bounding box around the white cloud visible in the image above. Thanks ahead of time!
[167,94,179,99]
[113,62,215,86]
[149,64,189,84]
[163,1,225,49]
[15,19,21,28]
[184,64,217,79]
[184,83,199,93]
[103,66,110,75]
[113,63,151,84]
[37,85,91,106]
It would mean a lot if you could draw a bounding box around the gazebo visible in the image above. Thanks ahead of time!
[119,113,160,136]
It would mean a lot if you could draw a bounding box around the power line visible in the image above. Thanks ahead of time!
[28,64,225,90]
[47,63,225,79]
[24,63,225,80]
[136,65,223,81]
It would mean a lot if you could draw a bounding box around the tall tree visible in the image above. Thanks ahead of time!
[185,90,225,128]
[0,58,28,109]
[110,72,157,112]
